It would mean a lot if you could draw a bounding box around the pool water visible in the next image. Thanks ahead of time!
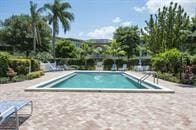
[52,72,146,89]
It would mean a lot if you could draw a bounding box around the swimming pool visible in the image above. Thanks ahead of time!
[26,71,174,93]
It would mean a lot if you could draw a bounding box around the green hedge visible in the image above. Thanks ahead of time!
[31,58,40,71]
[86,59,95,66]
[157,72,180,83]
[103,59,114,70]
[27,71,44,80]
[0,52,10,76]
[192,65,196,74]
[9,59,31,75]
[9,58,40,75]
[103,58,150,70]
[49,58,151,70]
[68,59,85,66]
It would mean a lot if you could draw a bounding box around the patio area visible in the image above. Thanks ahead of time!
[0,71,196,130]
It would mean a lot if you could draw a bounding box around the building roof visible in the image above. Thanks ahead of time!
[87,39,112,44]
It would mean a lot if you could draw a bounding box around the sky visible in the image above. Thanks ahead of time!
[0,0,195,40]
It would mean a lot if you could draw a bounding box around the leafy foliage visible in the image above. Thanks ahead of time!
[27,70,44,80]
[185,16,196,55]
[151,49,190,74]
[0,52,10,76]
[9,59,31,75]
[33,52,53,62]
[114,26,140,58]
[78,43,92,59]
[1,15,51,55]
[144,2,189,54]
[104,40,126,57]
[55,40,77,58]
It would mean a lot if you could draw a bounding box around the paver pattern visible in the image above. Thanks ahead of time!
[0,71,196,130]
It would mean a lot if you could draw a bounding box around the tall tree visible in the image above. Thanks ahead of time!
[113,26,140,58]
[55,40,77,58]
[44,0,74,58]
[144,2,189,54]
[30,1,44,53]
[186,16,196,54]
[1,15,51,56]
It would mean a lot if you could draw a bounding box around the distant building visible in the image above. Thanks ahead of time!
[62,38,111,49]
[87,39,111,50]
[65,38,85,48]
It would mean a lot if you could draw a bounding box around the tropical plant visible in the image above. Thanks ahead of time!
[144,2,189,54]
[104,40,126,63]
[55,40,77,58]
[44,0,74,58]
[151,49,190,76]
[79,43,92,59]
[30,1,44,53]
[113,26,140,58]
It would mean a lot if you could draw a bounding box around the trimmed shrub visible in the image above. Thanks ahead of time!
[31,58,40,71]
[12,75,26,82]
[27,71,44,80]
[0,52,10,76]
[0,77,9,84]
[86,59,95,66]
[103,59,114,70]
[157,72,180,83]
[68,59,85,66]
[116,59,127,68]
[85,59,95,70]
[142,58,151,66]
[9,59,31,75]
[127,59,138,66]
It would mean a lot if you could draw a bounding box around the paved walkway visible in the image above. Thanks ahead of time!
[0,71,196,130]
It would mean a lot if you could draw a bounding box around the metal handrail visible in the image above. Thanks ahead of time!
[138,71,159,87]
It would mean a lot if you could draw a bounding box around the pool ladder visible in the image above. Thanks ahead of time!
[138,71,159,87]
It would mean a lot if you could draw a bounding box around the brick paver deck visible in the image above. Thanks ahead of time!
[0,71,196,130]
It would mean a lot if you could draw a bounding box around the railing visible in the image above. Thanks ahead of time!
[138,71,158,87]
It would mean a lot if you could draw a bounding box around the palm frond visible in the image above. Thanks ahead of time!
[60,2,72,10]
[62,12,74,21]
[44,3,53,12]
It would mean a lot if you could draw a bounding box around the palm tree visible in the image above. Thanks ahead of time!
[44,0,74,58]
[104,40,126,64]
[30,1,43,53]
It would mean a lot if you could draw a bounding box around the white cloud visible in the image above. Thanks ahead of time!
[146,0,196,16]
[134,6,146,13]
[87,26,116,39]
[121,21,132,26]
[112,17,122,23]
[78,32,84,37]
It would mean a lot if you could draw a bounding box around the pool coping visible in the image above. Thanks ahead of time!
[25,71,174,93]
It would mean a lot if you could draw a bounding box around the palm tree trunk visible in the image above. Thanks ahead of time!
[33,22,36,53]
[52,23,56,60]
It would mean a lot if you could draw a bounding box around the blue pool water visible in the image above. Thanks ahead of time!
[52,72,147,89]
